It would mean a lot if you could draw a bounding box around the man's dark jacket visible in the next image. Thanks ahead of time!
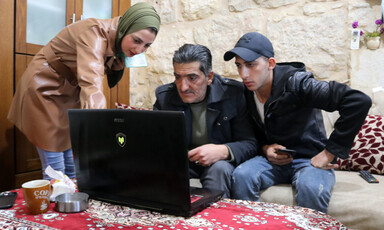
[154,74,257,166]
[245,62,371,160]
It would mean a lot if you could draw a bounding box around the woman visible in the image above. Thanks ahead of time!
[8,2,161,179]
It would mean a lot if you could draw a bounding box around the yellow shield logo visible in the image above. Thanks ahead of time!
[116,133,126,147]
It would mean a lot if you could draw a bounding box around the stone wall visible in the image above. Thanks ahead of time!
[128,0,384,115]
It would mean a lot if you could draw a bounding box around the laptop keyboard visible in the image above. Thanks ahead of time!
[190,194,203,203]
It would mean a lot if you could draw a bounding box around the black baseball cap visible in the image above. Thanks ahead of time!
[224,32,274,62]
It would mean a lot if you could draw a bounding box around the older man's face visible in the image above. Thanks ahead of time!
[173,61,213,104]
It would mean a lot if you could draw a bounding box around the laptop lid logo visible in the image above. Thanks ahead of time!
[116,133,127,147]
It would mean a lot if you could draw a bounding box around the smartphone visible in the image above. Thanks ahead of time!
[0,192,17,209]
[275,149,297,157]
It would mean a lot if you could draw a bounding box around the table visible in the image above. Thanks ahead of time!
[0,189,347,230]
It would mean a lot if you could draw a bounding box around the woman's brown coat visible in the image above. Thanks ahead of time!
[8,17,124,152]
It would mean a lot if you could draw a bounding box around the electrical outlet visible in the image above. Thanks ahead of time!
[350,29,360,50]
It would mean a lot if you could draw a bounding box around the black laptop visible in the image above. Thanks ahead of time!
[68,109,223,217]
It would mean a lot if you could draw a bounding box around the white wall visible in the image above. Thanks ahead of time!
[128,0,384,115]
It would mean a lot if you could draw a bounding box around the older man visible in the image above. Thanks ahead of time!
[154,44,257,197]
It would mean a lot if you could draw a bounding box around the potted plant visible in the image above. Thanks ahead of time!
[352,19,384,49]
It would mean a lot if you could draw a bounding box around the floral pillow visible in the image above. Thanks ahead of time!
[115,102,150,110]
[337,115,384,175]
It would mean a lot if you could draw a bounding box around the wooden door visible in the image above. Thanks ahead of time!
[15,0,75,56]
[0,0,15,191]
[113,0,131,107]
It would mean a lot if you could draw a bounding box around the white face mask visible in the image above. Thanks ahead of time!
[124,53,148,68]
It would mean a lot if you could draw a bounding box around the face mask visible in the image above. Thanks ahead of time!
[124,53,148,68]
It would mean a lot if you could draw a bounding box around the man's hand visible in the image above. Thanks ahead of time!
[188,144,229,167]
[311,149,339,170]
[263,144,293,166]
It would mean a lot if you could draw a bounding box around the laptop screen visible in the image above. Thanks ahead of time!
[68,109,192,212]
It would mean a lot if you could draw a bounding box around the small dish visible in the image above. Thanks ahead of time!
[54,192,89,213]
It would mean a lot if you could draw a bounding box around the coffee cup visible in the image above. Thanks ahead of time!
[22,179,51,214]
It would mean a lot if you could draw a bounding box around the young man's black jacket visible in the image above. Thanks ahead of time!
[245,62,371,160]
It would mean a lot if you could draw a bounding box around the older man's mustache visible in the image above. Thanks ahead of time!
[180,90,194,94]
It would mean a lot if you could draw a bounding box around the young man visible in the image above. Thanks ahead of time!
[224,32,371,212]
[154,44,257,198]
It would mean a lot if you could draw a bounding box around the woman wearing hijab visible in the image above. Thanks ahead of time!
[8,2,161,180]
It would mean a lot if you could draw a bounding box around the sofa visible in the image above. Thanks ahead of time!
[191,114,384,230]
[257,114,384,230]
[116,103,384,230]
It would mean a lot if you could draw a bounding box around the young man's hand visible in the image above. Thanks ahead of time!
[310,149,339,170]
[263,144,293,166]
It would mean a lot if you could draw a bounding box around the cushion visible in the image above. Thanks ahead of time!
[115,102,149,110]
[337,115,384,175]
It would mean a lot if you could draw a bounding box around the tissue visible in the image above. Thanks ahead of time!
[45,166,77,201]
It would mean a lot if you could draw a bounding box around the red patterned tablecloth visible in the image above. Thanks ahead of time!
[0,189,347,230]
